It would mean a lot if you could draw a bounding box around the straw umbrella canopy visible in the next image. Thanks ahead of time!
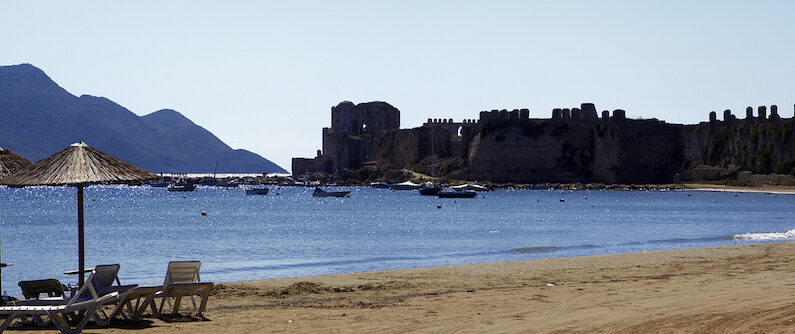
[0,141,159,286]
[0,147,33,179]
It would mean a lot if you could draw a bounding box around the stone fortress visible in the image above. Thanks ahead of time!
[292,101,400,175]
[294,101,795,184]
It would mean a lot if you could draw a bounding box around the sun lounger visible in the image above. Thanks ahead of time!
[151,261,214,316]
[82,264,138,325]
[0,271,119,334]
[13,264,138,327]
[18,279,67,299]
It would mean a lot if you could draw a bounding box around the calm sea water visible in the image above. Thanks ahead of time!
[0,185,792,297]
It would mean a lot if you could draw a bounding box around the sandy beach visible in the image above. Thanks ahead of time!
[8,241,795,333]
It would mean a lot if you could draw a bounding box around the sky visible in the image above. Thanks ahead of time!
[2,1,794,172]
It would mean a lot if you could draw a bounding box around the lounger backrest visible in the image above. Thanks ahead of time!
[76,264,119,299]
[91,264,121,291]
[164,261,201,286]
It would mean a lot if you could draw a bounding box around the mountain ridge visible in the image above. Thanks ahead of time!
[0,64,286,173]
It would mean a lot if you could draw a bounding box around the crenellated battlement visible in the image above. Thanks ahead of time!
[709,104,792,123]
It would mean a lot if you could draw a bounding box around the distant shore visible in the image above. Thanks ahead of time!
[73,241,795,333]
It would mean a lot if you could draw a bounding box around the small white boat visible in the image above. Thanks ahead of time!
[389,181,421,190]
[450,183,489,192]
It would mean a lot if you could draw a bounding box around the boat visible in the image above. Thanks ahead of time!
[437,190,477,198]
[418,182,441,196]
[389,181,421,190]
[312,187,351,197]
[370,182,389,189]
[167,183,196,192]
[245,188,269,195]
[149,181,169,188]
[218,182,239,188]
[450,183,489,192]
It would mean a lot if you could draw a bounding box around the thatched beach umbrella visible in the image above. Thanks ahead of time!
[0,141,159,286]
[0,147,33,179]
[0,147,32,301]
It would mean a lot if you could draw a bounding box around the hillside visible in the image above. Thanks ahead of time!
[0,64,286,173]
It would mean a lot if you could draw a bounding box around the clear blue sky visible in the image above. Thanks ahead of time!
[2,1,793,172]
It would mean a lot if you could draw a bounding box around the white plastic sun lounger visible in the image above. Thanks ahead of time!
[0,271,119,334]
[150,261,214,316]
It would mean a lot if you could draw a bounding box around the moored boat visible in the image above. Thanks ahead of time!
[245,188,269,195]
[450,183,489,192]
[370,182,389,189]
[312,187,351,197]
[389,181,421,190]
[167,183,196,192]
[437,190,477,198]
[418,182,441,196]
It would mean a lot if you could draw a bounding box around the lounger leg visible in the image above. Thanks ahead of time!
[0,311,19,331]
[160,296,169,314]
[172,296,182,314]
[49,311,78,334]
[135,294,157,321]
[150,297,161,317]
[198,288,211,315]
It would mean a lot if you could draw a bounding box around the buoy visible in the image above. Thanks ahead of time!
[92,198,96,202]
[559,199,565,202]
[687,194,691,197]
[454,200,456,203]
[437,205,441,209]
[201,211,207,216]
[482,195,485,199]
[584,196,588,200]
[183,196,187,198]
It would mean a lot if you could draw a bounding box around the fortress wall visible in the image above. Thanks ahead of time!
[464,119,596,183]
[593,119,684,184]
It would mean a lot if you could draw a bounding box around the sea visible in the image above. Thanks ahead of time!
[0,185,792,297]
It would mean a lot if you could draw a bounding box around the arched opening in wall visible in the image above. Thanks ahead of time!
[362,123,367,134]
[457,126,463,136]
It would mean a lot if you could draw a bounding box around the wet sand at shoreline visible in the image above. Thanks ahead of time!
[12,241,795,333]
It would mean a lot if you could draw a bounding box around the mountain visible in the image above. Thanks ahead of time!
[0,64,286,174]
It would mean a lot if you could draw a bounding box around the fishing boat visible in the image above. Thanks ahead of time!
[437,190,477,198]
[167,183,196,192]
[312,187,351,197]
[245,188,269,195]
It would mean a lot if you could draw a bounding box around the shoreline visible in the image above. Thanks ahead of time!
[54,241,795,333]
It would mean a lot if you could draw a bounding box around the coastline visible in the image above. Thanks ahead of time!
[52,241,795,333]
[681,183,795,195]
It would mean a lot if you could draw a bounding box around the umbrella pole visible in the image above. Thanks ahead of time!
[77,183,85,288]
